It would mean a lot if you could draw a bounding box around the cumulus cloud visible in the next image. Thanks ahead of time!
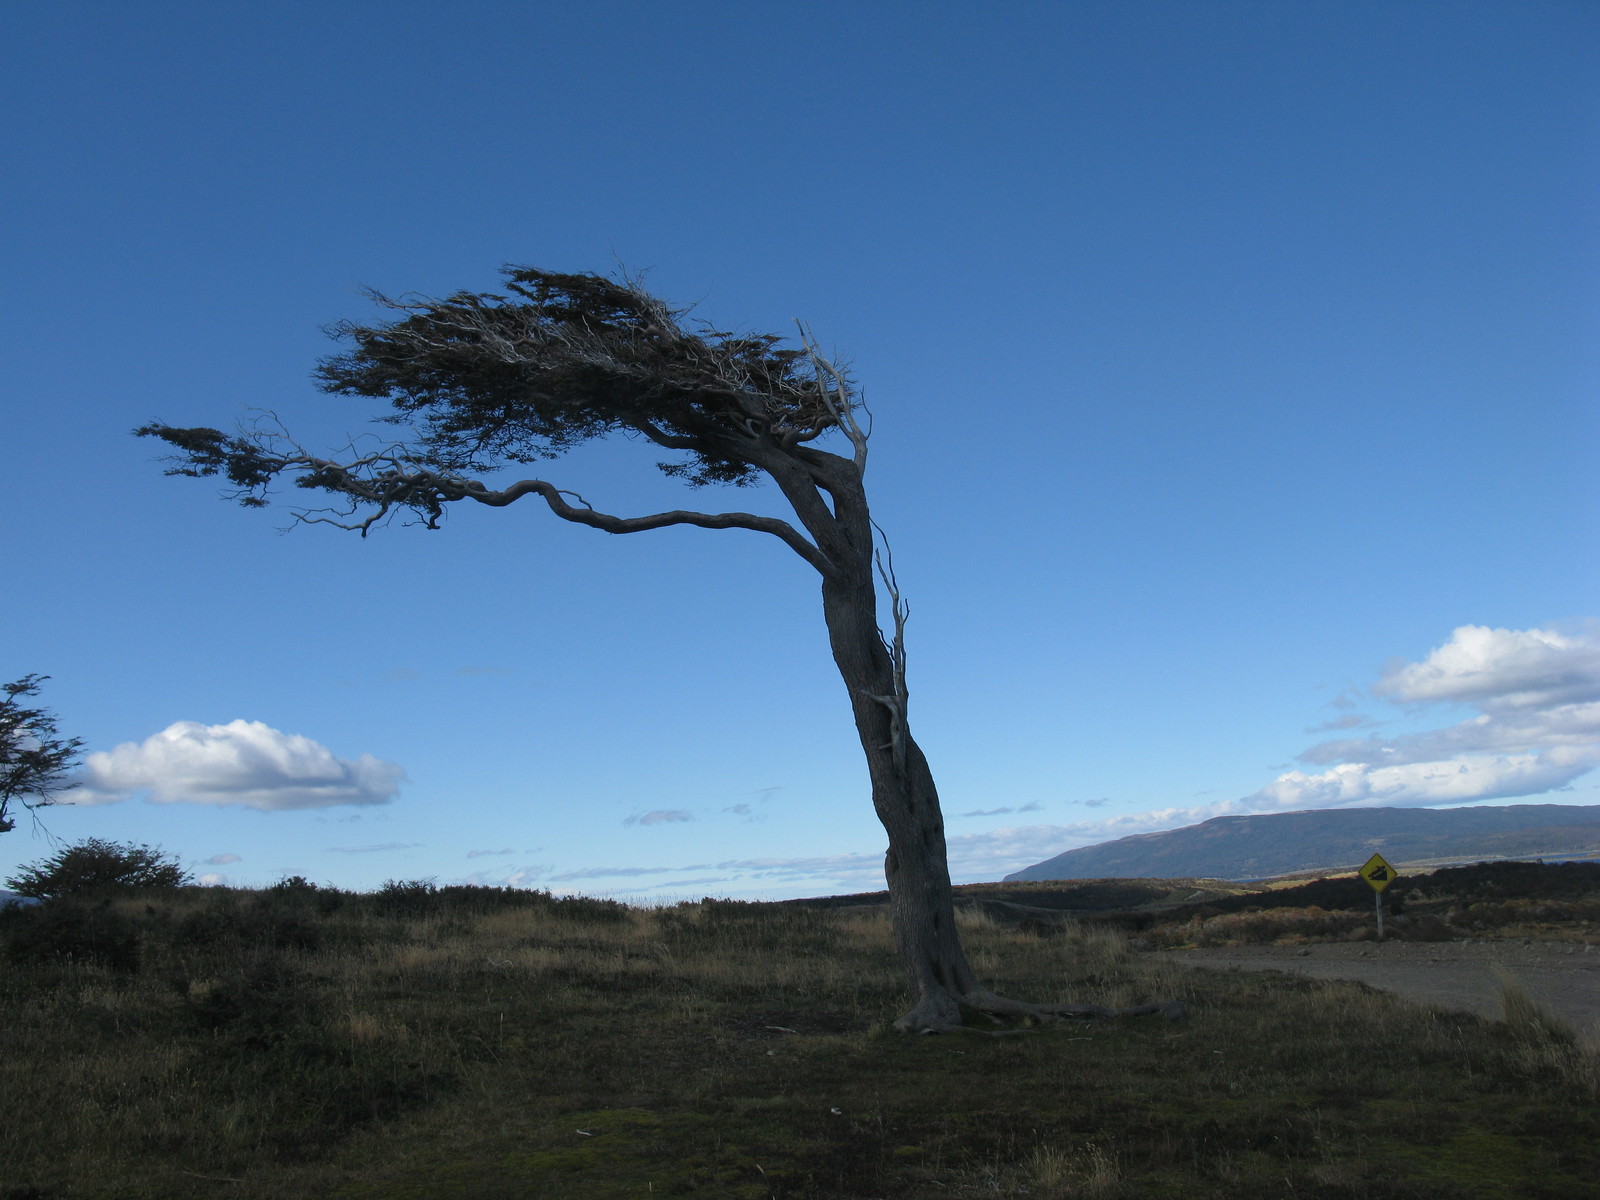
[1245,624,1600,812]
[64,720,405,811]
[624,809,694,827]
[1245,748,1600,810]
[1376,624,1600,710]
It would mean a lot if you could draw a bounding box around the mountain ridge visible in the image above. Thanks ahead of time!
[1003,803,1600,882]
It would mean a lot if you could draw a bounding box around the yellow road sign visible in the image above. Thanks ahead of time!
[1359,853,1397,892]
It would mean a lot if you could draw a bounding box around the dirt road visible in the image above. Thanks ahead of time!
[1154,939,1600,1037]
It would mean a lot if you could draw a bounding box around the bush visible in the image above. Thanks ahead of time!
[1,899,142,971]
[171,896,324,954]
[371,877,439,915]
[4,837,191,899]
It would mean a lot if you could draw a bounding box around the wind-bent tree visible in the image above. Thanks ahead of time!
[1,675,86,834]
[137,267,1172,1031]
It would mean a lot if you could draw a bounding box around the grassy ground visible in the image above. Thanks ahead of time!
[2,879,1597,1199]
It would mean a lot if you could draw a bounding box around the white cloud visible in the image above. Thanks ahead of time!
[203,853,241,865]
[549,864,704,881]
[1246,748,1600,810]
[1376,624,1600,710]
[1298,703,1600,768]
[530,852,887,896]
[1244,623,1600,813]
[64,720,405,811]
[196,873,228,886]
[711,852,885,889]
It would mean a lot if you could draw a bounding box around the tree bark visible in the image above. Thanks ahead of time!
[820,566,988,1031]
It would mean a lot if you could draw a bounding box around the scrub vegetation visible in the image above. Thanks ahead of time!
[2,868,1597,1199]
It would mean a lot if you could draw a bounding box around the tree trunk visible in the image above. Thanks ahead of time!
[764,450,1179,1032]
[819,567,987,1030]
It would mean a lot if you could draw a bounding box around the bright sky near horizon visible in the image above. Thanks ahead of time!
[4,2,1597,901]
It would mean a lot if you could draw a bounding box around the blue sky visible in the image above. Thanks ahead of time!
[4,1,1597,900]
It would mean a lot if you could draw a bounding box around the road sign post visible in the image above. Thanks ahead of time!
[1358,853,1397,941]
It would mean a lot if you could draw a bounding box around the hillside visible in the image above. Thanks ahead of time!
[1005,803,1600,882]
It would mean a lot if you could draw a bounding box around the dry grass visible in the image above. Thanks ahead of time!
[1494,965,1599,1101]
[1,883,1597,1198]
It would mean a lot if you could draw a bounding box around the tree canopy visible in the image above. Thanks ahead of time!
[138,268,868,572]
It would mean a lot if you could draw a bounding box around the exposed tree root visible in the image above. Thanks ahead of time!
[895,987,1185,1035]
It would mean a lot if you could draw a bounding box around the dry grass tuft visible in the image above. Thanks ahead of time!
[1028,1141,1124,1198]
[1494,964,1599,1100]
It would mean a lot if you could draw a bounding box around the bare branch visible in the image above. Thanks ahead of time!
[862,518,910,776]
[462,478,834,574]
[795,321,871,479]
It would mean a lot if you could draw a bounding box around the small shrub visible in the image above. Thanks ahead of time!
[4,838,190,899]
[372,877,438,914]
[266,874,349,915]
[267,874,320,895]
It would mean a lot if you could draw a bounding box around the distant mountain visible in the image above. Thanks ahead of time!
[1003,804,1600,882]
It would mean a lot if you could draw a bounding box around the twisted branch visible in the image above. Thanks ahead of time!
[134,415,834,573]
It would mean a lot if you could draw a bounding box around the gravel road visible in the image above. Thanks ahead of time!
[1154,939,1600,1037]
